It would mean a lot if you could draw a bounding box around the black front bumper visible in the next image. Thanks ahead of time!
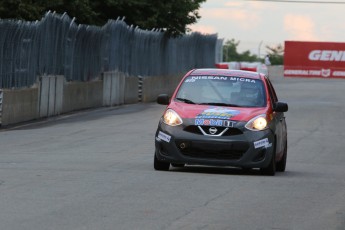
[155,120,275,169]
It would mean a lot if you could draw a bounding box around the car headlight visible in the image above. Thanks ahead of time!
[245,114,268,131]
[162,109,183,126]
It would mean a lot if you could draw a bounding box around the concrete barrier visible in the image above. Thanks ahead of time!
[62,81,103,114]
[1,88,39,126]
[103,71,139,105]
[103,71,125,106]
[39,75,64,118]
[268,65,284,79]
[124,75,139,104]
[0,66,286,127]
[141,74,183,102]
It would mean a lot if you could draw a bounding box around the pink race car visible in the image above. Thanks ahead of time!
[154,69,288,176]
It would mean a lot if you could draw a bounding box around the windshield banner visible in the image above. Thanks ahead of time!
[284,41,345,79]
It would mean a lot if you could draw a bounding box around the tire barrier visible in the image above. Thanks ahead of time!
[215,62,268,76]
[138,76,143,103]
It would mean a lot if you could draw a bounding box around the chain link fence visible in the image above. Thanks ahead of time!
[0,11,219,89]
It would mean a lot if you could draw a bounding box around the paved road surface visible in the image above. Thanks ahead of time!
[0,77,344,230]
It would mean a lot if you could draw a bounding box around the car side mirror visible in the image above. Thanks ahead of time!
[157,94,170,105]
[274,102,288,112]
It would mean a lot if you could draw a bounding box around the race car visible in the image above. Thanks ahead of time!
[154,69,288,176]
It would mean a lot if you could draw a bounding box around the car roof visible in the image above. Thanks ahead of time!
[189,68,264,80]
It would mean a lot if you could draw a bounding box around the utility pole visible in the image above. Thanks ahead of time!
[258,40,263,61]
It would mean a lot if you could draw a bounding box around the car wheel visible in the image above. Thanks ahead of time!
[276,140,287,172]
[154,153,170,171]
[260,143,276,176]
[171,163,185,167]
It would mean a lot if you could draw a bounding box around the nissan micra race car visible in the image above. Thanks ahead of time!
[154,69,288,175]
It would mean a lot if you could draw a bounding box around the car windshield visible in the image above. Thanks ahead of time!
[175,75,266,107]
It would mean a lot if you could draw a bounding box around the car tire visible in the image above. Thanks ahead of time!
[171,163,185,168]
[276,140,287,172]
[154,153,170,171]
[260,143,276,176]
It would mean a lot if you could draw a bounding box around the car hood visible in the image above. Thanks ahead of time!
[169,101,269,122]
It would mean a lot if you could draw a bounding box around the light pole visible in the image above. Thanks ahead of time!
[258,40,263,61]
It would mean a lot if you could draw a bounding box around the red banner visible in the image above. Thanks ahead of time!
[284,41,345,78]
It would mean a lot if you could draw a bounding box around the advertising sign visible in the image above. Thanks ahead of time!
[284,41,345,78]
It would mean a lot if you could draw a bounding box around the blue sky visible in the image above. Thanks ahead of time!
[189,0,345,57]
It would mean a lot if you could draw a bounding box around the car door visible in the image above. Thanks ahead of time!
[266,78,285,158]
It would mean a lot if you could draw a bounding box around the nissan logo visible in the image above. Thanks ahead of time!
[209,127,217,135]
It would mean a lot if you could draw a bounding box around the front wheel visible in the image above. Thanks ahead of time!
[261,154,276,176]
[276,140,287,172]
[154,153,170,171]
[260,143,276,176]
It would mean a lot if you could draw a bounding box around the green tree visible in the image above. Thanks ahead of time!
[266,44,284,65]
[223,39,240,61]
[0,0,96,23]
[92,0,206,36]
[44,0,97,25]
[0,0,44,21]
[0,0,205,37]
[223,39,259,62]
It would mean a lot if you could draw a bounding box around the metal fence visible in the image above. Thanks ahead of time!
[0,11,219,89]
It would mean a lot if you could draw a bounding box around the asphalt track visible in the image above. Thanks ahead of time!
[0,77,344,230]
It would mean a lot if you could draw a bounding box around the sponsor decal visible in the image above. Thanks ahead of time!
[196,107,240,120]
[229,77,256,83]
[321,69,331,77]
[284,69,309,75]
[191,76,228,81]
[194,119,235,127]
[284,41,345,79]
[187,76,256,83]
[284,69,332,77]
[185,78,196,83]
[254,138,272,149]
[333,71,345,77]
[157,131,171,143]
[308,50,345,61]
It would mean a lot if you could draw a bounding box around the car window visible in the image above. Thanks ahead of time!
[175,75,266,107]
[265,77,278,103]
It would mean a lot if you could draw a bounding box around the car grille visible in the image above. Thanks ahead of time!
[175,140,249,160]
[184,125,243,136]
